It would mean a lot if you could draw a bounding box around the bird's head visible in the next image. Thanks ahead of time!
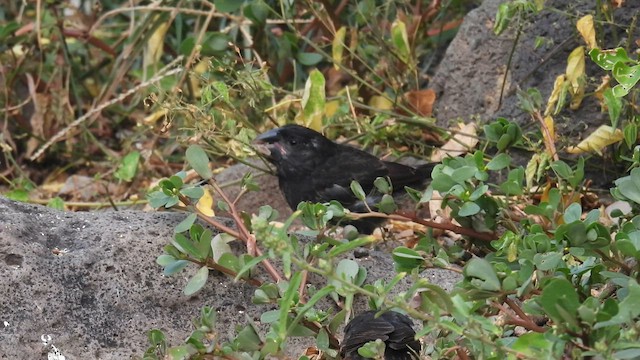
[253,124,336,176]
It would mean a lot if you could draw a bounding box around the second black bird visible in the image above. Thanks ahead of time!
[254,124,434,234]
[340,310,421,360]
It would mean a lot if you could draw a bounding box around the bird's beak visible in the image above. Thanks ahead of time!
[253,128,280,158]
[254,128,280,143]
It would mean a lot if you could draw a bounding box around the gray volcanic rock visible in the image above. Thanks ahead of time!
[431,0,640,186]
[0,197,461,359]
[0,197,257,359]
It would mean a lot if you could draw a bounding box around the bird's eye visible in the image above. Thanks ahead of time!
[289,139,297,146]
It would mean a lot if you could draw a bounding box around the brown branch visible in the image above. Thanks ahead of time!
[594,249,633,274]
[62,28,116,56]
[179,194,282,283]
[210,181,255,254]
[504,298,547,333]
[351,210,497,241]
[298,269,309,301]
[196,214,242,239]
[456,347,471,360]
[492,300,546,333]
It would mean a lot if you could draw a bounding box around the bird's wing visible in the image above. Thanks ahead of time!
[383,161,434,190]
[311,145,388,206]
[341,313,395,352]
[380,312,418,350]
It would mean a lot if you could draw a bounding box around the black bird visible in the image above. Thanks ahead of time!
[340,310,421,360]
[254,124,434,234]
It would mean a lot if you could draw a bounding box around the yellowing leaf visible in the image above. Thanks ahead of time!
[543,115,555,142]
[196,187,215,217]
[325,99,341,118]
[188,59,209,98]
[143,108,168,125]
[566,46,586,109]
[266,94,299,115]
[507,241,518,262]
[576,15,597,50]
[525,153,540,189]
[332,27,347,70]
[83,78,100,98]
[145,16,171,67]
[544,75,566,116]
[566,125,624,155]
[369,95,393,111]
[391,20,411,64]
[296,69,326,131]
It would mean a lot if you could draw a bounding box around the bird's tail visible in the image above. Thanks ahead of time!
[415,162,436,179]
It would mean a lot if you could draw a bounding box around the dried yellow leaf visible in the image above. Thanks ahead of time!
[143,108,168,125]
[566,125,624,155]
[593,75,611,111]
[566,46,586,109]
[196,187,215,217]
[369,95,394,111]
[544,75,566,116]
[332,27,347,70]
[188,59,209,98]
[576,15,597,50]
[145,16,171,66]
[543,115,555,142]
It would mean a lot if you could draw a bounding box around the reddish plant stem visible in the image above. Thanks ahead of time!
[179,194,282,283]
[209,181,283,283]
[492,300,546,333]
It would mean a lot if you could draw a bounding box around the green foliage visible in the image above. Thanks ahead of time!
[483,118,523,152]
[590,48,640,98]
[6,0,640,359]
[146,122,640,359]
[114,151,141,182]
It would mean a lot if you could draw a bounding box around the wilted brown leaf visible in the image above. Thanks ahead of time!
[593,75,612,111]
[404,89,436,117]
[611,0,624,8]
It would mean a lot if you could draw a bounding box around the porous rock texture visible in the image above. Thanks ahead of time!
[431,0,640,186]
[0,196,461,359]
[0,197,251,359]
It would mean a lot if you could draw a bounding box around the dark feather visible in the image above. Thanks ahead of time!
[254,124,434,234]
[340,311,421,360]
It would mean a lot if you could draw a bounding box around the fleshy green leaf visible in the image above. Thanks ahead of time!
[186,145,212,179]
[184,266,209,296]
[114,151,140,182]
[464,258,501,291]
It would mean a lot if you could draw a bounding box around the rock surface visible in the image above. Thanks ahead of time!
[0,197,461,359]
[431,0,639,186]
